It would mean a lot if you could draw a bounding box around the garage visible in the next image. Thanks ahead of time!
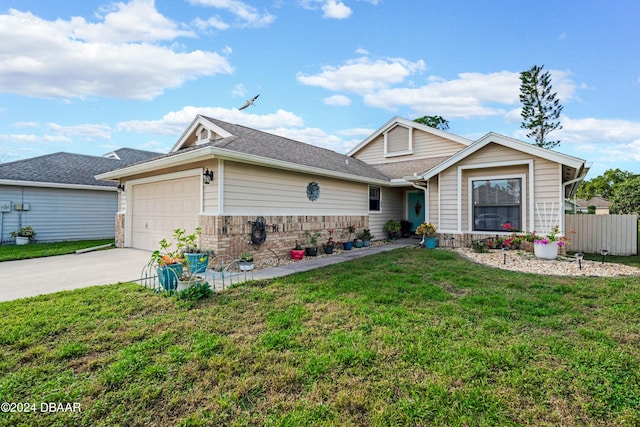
[129,174,201,251]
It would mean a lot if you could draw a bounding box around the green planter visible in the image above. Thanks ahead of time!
[424,237,439,249]
[184,253,210,273]
[158,264,183,291]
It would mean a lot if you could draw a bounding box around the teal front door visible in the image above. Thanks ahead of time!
[407,192,425,232]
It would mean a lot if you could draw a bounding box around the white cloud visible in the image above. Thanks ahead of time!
[322,0,352,19]
[323,95,351,106]
[0,4,233,100]
[193,16,230,31]
[268,126,348,152]
[187,0,276,28]
[46,123,112,140]
[297,57,426,94]
[117,106,304,135]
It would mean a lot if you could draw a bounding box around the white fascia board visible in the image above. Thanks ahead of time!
[347,116,473,157]
[170,115,233,153]
[95,148,211,181]
[0,179,116,191]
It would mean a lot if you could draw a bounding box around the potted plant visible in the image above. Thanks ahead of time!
[239,252,254,271]
[290,241,305,260]
[528,225,571,259]
[342,225,357,250]
[151,227,211,291]
[416,222,438,249]
[357,229,374,247]
[10,225,36,245]
[304,231,321,256]
[400,220,413,238]
[151,238,185,292]
[383,219,401,240]
[323,229,336,254]
[179,227,212,274]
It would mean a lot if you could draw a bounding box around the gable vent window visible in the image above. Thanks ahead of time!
[384,125,413,157]
[369,186,381,212]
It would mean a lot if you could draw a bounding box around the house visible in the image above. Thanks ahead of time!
[571,197,611,214]
[96,115,589,260]
[0,148,161,243]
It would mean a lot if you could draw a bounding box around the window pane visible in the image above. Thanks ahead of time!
[369,186,381,212]
[472,178,521,231]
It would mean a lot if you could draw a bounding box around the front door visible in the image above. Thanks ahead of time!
[407,191,425,232]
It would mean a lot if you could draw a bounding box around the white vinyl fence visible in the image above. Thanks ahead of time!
[565,214,638,256]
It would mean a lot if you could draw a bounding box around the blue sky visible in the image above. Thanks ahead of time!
[1,0,639,178]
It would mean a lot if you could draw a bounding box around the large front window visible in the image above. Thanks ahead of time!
[472,178,521,231]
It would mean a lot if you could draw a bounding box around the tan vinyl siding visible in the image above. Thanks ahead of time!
[412,131,466,159]
[223,161,368,215]
[203,162,218,213]
[428,178,439,226]
[353,129,465,165]
[368,187,404,239]
[353,135,384,164]
[387,125,410,153]
[438,168,459,232]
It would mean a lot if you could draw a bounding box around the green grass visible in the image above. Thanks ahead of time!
[1,248,639,426]
[0,239,114,261]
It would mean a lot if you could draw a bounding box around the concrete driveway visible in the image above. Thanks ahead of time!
[0,248,152,302]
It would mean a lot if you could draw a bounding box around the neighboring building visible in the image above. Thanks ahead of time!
[0,148,160,243]
[96,115,589,259]
[572,197,611,214]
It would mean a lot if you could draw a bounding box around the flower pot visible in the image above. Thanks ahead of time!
[240,260,254,271]
[424,237,439,249]
[290,249,305,260]
[353,239,364,248]
[15,236,29,245]
[305,247,318,257]
[184,253,209,273]
[534,242,559,260]
[324,246,334,254]
[342,241,353,250]
[363,240,370,247]
[158,263,183,291]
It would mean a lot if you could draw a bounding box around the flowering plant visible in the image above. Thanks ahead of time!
[531,225,572,247]
[415,222,437,237]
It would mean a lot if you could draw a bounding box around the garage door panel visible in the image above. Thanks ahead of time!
[130,176,200,251]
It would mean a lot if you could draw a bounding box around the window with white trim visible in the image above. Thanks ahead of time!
[369,186,381,212]
[472,178,521,231]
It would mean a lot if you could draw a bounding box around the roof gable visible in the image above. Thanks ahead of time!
[347,116,472,157]
[421,132,586,180]
[170,115,233,152]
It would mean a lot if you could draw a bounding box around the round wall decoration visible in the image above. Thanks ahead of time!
[306,181,320,201]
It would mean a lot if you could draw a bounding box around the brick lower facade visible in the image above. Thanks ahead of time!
[115,213,368,261]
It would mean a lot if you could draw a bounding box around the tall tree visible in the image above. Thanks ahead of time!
[609,176,640,214]
[519,65,563,149]
[576,168,636,200]
[413,115,450,131]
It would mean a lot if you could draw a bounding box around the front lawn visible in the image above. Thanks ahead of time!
[0,248,638,426]
[0,239,114,261]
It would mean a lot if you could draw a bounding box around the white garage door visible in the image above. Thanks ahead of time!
[130,176,200,251]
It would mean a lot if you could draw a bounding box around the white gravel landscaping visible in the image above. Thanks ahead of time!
[455,247,640,277]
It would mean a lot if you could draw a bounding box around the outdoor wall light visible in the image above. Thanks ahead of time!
[203,169,214,184]
[575,252,584,270]
[600,249,609,264]
[117,184,125,192]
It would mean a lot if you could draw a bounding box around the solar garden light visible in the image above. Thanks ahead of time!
[601,249,609,264]
[502,246,510,265]
[575,252,584,270]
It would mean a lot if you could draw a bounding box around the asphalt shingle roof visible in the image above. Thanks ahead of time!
[199,116,391,181]
[0,148,161,187]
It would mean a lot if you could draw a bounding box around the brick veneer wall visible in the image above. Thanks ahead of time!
[115,213,125,248]
[199,215,369,261]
